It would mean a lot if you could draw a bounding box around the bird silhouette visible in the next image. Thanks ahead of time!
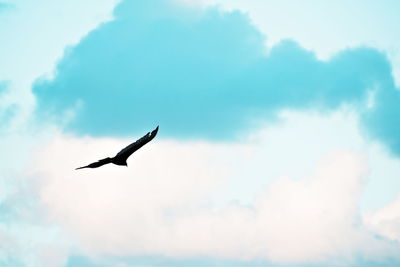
[76,126,159,170]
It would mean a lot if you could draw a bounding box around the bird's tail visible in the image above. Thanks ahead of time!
[75,157,112,170]
[75,166,89,170]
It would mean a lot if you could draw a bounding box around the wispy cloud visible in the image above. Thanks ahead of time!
[0,82,16,132]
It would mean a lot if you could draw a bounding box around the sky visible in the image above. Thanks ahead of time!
[1,0,400,266]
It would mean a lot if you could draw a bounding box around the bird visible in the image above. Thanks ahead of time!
[75,126,159,170]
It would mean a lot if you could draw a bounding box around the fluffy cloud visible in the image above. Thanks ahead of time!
[33,0,400,157]
[0,164,71,267]
[365,197,400,242]
[1,109,397,266]
[185,0,400,86]
[30,129,399,264]
[0,102,70,266]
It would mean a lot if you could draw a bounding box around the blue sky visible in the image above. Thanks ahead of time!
[1,0,400,266]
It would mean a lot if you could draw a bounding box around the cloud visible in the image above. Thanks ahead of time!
[365,196,400,242]
[0,104,18,133]
[0,82,17,132]
[1,109,396,266]
[32,0,400,156]
[0,0,118,129]
[0,81,9,105]
[64,254,400,267]
[0,2,14,12]
[30,130,399,264]
[3,1,399,266]
[33,0,265,139]
[0,81,7,93]
[0,116,70,266]
[0,166,71,267]
[361,85,400,158]
[185,0,400,86]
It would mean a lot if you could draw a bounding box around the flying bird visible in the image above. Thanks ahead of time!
[76,126,159,170]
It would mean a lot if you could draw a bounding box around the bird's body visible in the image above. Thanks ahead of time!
[76,126,159,170]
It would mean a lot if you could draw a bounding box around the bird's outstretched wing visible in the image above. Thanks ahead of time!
[114,126,159,162]
[75,157,112,170]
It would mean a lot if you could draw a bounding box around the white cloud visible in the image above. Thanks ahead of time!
[0,127,72,267]
[29,115,400,263]
[365,197,400,242]
[158,151,371,262]
[31,134,232,256]
[0,222,70,267]
[0,109,395,265]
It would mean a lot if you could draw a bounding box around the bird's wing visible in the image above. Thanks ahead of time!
[115,126,159,162]
[75,157,112,170]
